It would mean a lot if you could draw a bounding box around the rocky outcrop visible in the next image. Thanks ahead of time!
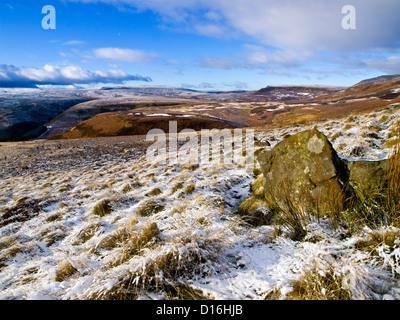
[256,128,392,216]
[257,128,352,213]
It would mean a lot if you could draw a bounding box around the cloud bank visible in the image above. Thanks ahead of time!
[0,64,152,88]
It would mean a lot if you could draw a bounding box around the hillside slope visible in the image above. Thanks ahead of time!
[51,111,244,140]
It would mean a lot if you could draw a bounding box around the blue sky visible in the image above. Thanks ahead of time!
[1,0,400,90]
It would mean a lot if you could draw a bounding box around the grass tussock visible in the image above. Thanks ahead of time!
[92,199,112,217]
[386,141,400,225]
[106,222,161,267]
[264,256,365,301]
[171,182,184,194]
[164,284,213,300]
[273,199,310,241]
[0,235,20,269]
[46,212,63,222]
[383,121,400,148]
[184,184,196,194]
[237,196,273,227]
[0,234,18,250]
[122,184,133,193]
[146,188,163,197]
[286,267,351,300]
[136,199,165,217]
[355,229,400,254]
[355,228,400,276]
[86,235,222,300]
[73,223,101,245]
[250,175,264,199]
[55,260,78,282]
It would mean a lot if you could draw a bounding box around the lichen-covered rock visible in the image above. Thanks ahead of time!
[257,128,351,213]
[346,159,388,195]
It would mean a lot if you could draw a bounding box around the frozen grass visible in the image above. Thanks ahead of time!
[386,137,400,225]
[280,266,352,300]
[92,199,112,217]
[0,106,399,300]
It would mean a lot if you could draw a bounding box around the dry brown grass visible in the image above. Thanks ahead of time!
[106,222,161,267]
[164,284,213,300]
[171,182,184,194]
[237,196,273,227]
[136,199,166,217]
[286,267,351,300]
[146,187,163,197]
[55,260,78,282]
[355,229,400,255]
[386,139,400,225]
[87,235,221,300]
[274,199,310,241]
[274,113,320,127]
[73,222,101,245]
[0,198,50,228]
[92,199,113,217]
[184,184,196,194]
[96,222,159,253]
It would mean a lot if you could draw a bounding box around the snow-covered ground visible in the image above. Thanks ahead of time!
[0,104,399,300]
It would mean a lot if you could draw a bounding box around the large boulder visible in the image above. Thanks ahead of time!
[257,128,351,213]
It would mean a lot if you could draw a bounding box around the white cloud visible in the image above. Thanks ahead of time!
[198,45,312,71]
[245,48,312,68]
[194,23,226,37]
[69,0,400,52]
[181,80,248,90]
[223,81,248,89]
[93,47,157,63]
[199,56,237,70]
[365,56,400,74]
[66,0,400,77]
[0,64,152,88]
[62,40,85,46]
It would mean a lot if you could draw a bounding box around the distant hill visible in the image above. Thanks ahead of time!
[0,121,47,142]
[254,85,344,101]
[44,100,187,139]
[51,111,243,140]
[271,75,400,127]
[0,98,89,130]
[330,75,400,100]
[354,74,400,86]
